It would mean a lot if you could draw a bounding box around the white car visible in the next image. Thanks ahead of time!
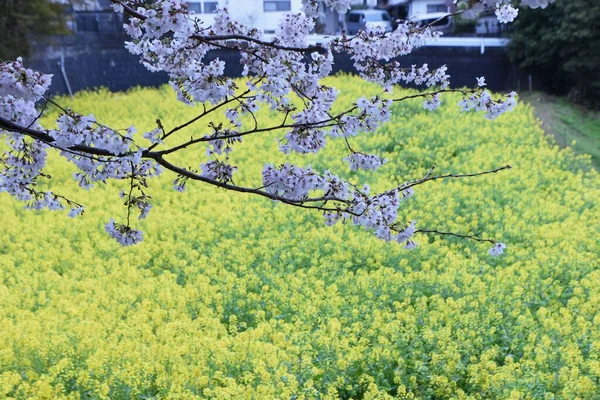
[346,10,393,35]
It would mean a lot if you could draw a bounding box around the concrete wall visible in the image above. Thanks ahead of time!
[27,30,528,97]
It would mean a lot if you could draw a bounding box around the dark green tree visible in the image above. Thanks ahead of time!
[0,0,72,61]
[508,0,600,108]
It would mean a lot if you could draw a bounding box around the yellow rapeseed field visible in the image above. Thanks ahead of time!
[0,76,599,399]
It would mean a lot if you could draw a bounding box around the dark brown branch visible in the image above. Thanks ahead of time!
[389,164,512,194]
[153,154,356,213]
[148,89,254,151]
[392,89,468,103]
[416,229,496,244]
[154,88,475,156]
[0,116,128,157]
[155,120,338,156]
[1,116,511,244]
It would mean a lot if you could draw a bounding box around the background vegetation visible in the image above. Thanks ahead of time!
[0,77,599,398]
[0,0,73,61]
[520,91,600,169]
[508,0,600,109]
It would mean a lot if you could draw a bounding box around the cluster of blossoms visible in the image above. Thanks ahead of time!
[143,127,163,145]
[0,57,51,102]
[52,113,132,154]
[458,87,518,120]
[200,160,237,183]
[105,219,143,246]
[262,163,420,247]
[458,0,553,20]
[335,25,449,91]
[494,2,519,24]
[423,94,441,111]
[328,96,393,138]
[262,163,325,201]
[173,174,189,192]
[469,0,552,24]
[0,59,55,205]
[0,0,553,252]
[343,153,387,171]
[489,242,507,257]
[205,132,243,156]
[0,56,161,244]
[25,191,64,211]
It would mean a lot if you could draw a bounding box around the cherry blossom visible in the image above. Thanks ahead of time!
[489,242,507,257]
[105,219,144,246]
[344,153,387,171]
[495,3,519,24]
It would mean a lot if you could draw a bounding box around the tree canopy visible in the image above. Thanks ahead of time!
[508,0,600,108]
[0,0,74,61]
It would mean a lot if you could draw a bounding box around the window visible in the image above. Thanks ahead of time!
[186,2,201,13]
[426,4,448,13]
[204,1,218,13]
[263,1,291,12]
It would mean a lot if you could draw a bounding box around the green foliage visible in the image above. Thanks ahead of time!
[0,0,72,61]
[0,77,599,398]
[521,91,600,168]
[508,0,600,108]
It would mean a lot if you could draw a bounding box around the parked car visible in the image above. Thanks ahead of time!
[346,9,393,35]
[412,12,452,34]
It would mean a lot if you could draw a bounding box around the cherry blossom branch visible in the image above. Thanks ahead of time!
[389,164,513,194]
[154,154,357,212]
[0,116,125,157]
[416,229,496,244]
[392,89,469,103]
[155,118,337,156]
[150,89,255,150]
[154,88,474,156]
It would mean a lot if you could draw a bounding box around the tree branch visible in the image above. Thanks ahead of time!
[416,229,496,244]
[153,154,357,213]
[0,116,129,157]
[389,164,512,194]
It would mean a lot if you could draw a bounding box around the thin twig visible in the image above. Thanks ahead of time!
[388,164,512,195]
[416,229,496,244]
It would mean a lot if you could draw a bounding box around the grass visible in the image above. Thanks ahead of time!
[520,91,600,168]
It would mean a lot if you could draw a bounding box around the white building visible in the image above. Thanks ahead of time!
[72,0,452,34]
[382,0,451,19]
[408,0,450,17]
[186,0,304,33]
[185,0,382,33]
